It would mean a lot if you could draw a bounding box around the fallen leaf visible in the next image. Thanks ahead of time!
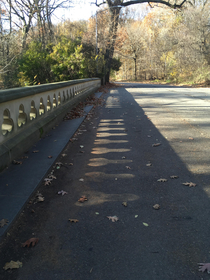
[37,192,44,202]
[182,182,196,187]
[107,215,119,222]
[126,166,131,169]
[58,190,68,196]
[12,160,22,165]
[80,145,84,148]
[147,135,152,137]
[198,263,210,273]
[22,238,39,248]
[56,162,63,167]
[69,219,79,223]
[157,178,168,182]
[48,175,56,180]
[44,178,52,186]
[122,156,126,159]
[115,178,118,180]
[79,178,84,182]
[37,196,44,202]
[189,137,194,140]
[69,163,73,166]
[143,222,149,227]
[80,151,84,153]
[135,215,138,218]
[146,163,152,167]
[122,202,127,207]
[78,196,88,202]
[152,143,161,147]
[20,156,28,159]
[48,155,53,159]
[62,154,67,157]
[170,175,179,179]
[0,219,9,228]
[95,212,99,215]
[33,150,39,153]
[153,204,160,210]
[3,260,22,270]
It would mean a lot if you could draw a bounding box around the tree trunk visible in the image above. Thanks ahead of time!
[104,1,121,83]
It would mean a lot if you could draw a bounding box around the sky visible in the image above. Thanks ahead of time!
[52,1,149,23]
[53,1,99,22]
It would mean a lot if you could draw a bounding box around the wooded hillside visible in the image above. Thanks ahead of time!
[0,0,209,88]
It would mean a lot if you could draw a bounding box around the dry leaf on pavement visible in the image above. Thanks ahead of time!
[122,202,127,207]
[143,222,149,227]
[126,166,131,169]
[22,238,39,248]
[44,178,52,186]
[107,215,119,222]
[79,178,84,182]
[182,182,196,187]
[48,155,53,159]
[12,160,22,165]
[153,204,160,210]
[152,143,161,147]
[0,219,9,228]
[48,175,56,180]
[3,260,22,270]
[78,196,88,203]
[198,263,210,273]
[58,190,68,196]
[33,150,39,153]
[157,178,168,182]
[146,163,152,167]
[170,175,179,179]
[69,219,79,223]
[37,192,44,202]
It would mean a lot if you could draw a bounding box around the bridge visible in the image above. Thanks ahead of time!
[0,78,101,239]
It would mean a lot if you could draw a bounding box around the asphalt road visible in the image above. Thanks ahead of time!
[1,82,210,280]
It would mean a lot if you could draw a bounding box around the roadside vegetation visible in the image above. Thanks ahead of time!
[0,0,210,89]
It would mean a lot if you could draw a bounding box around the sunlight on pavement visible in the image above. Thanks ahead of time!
[88,157,133,167]
[91,147,130,154]
[75,191,139,206]
[94,139,128,145]
[85,171,135,181]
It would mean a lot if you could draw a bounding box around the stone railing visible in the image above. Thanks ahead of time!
[0,78,101,170]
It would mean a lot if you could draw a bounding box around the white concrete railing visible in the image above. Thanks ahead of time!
[0,78,100,143]
[0,78,101,170]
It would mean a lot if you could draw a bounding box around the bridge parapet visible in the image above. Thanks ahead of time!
[0,78,100,171]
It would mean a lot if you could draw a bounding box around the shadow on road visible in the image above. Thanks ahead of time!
[1,84,210,280]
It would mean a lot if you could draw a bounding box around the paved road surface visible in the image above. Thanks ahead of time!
[1,83,210,280]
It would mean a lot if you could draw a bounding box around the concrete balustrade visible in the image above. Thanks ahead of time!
[0,78,101,171]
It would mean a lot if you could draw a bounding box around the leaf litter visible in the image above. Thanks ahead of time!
[107,216,119,222]
[0,219,9,228]
[58,190,68,196]
[22,238,39,248]
[157,178,168,182]
[153,204,160,210]
[198,263,210,273]
[182,182,196,187]
[69,219,79,223]
[152,143,161,147]
[170,175,179,179]
[36,192,44,202]
[3,260,22,270]
[122,202,127,207]
[78,196,88,203]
